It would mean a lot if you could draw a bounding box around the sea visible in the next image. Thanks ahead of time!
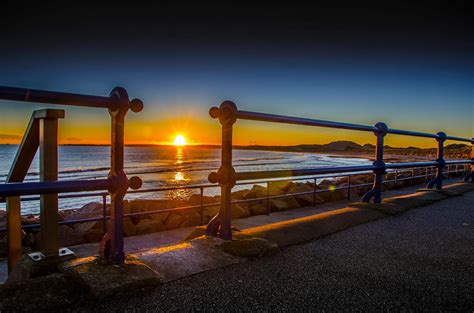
[0,145,371,214]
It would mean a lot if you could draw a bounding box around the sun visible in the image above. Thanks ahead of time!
[173,134,187,146]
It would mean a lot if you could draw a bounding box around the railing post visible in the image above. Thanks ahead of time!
[199,187,204,225]
[362,122,387,203]
[427,132,446,189]
[102,194,107,235]
[99,87,143,264]
[206,101,237,240]
[39,112,60,258]
[266,181,270,214]
[6,109,66,271]
[312,178,317,205]
[347,175,351,200]
[464,138,474,182]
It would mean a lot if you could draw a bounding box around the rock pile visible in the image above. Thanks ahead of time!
[2,168,464,252]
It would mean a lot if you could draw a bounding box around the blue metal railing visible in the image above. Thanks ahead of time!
[206,101,474,240]
[0,164,467,234]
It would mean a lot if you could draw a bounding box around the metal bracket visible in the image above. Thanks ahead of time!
[28,247,75,262]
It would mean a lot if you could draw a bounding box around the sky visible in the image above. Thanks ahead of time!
[0,3,472,148]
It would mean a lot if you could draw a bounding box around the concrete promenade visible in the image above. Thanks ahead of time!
[67,189,474,311]
[0,177,454,284]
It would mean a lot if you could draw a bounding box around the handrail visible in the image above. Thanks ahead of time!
[0,86,143,112]
[0,164,468,235]
[227,165,376,182]
[206,101,474,240]
[0,177,141,198]
[235,110,473,143]
[0,85,144,271]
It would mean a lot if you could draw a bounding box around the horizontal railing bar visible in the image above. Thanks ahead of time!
[0,86,118,110]
[235,165,377,181]
[386,162,438,169]
[236,110,376,132]
[0,179,110,197]
[126,183,218,194]
[0,165,462,203]
[0,168,466,233]
[236,110,473,142]
[445,135,473,143]
[386,128,438,139]
[445,160,473,165]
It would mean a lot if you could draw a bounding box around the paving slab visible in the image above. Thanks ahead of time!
[131,237,243,282]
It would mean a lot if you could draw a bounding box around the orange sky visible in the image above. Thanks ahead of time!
[0,115,460,149]
[0,102,470,148]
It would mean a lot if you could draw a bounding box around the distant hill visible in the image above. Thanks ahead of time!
[231,140,471,159]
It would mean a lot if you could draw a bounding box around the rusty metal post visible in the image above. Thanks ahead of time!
[6,109,65,271]
[99,87,143,264]
[39,114,60,257]
[207,101,237,240]
[427,132,446,189]
[464,138,474,182]
[362,122,387,203]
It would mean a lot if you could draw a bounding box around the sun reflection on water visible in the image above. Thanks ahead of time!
[168,146,192,199]
[174,171,185,181]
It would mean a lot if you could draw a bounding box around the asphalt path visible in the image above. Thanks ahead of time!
[72,191,474,312]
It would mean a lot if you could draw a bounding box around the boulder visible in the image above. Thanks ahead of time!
[203,205,219,220]
[21,215,39,226]
[280,196,300,210]
[243,185,267,200]
[66,202,103,222]
[188,194,215,205]
[231,204,251,219]
[149,212,170,224]
[135,219,165,235]
[268,199,288,212]
[0,209,6,221]
[289,184,323,207]
[231,189,250,200]
[164,213,183,230]
[74,221,104,243]
[249,203,268,216]
[268,181,294,195]
[58,225,81,247]
[129,199,187,224]
[181,210,202,228]
[123,218,137,237]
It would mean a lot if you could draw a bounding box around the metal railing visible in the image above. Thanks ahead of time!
[0,164,468,235]
[205,101,474,239]
[0,86,144,272]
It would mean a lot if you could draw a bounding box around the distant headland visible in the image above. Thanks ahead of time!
[56,140,471,160]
